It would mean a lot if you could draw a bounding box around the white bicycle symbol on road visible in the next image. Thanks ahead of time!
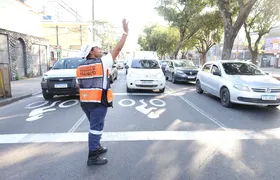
[118,99,166,119]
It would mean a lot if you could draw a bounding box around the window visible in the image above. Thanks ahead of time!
[131,59,160,69]
[52,58,85,69]
[211,65,220,74]
[222,62,264,75]
[174,60,196,68]
[202,64,211,72]
[168,61,173,68]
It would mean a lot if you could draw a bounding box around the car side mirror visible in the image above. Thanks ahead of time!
[112,64,117,68]
[265,72,269,75]
[213,71,221,76]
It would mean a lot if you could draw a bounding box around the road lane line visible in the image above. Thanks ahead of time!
[0,130,278,144]
[68,114,86,133]
[166,85,229,131]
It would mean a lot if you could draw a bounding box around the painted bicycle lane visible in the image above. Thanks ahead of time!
[0,95,84,134]
[75,93,222,133]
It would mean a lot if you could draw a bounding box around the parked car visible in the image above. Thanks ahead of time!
[159,60,170,75]
[126,58,165,93]
[109,63,118,83]
[41,57,85,100]
[196,60,280,108]
[165,60,199,83]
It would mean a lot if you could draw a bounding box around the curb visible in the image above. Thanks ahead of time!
[0,93,32,107]
[0,91,41,107]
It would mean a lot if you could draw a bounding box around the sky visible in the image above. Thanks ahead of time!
[25,0,167,51]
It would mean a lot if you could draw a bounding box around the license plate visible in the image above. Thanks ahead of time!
[54,84,68,88]
[187,75,196,79]
[142,81,152,84]
[261,95,277,101]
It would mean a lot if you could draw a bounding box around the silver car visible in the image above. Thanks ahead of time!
[196,60,280,108]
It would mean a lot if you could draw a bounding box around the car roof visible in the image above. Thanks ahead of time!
[204,60,251,65]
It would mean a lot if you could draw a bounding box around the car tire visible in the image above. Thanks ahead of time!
[196,80,203,94]
[220,87,232,108]
[267,105,279,108]
[159,88,165,93]
[43,90,53,100]
[126,86,132,93]
[115,74,117,80]
[110,75,114,83]
[166,76,168,80]
[172,74,176,84]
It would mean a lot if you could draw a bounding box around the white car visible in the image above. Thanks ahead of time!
[41,57,85,100]
[126,59,165,93]
[196,60,280,108]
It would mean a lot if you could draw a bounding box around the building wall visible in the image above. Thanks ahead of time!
[0,28,49,80]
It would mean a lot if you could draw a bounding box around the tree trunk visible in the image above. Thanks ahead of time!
[221,28,237,60]
[173,29,185,59]
[202,53,207,65]
[251,50,258,65]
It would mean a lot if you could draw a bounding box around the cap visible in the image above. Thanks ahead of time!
[80,41,102,58]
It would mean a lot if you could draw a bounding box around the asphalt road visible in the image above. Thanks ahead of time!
[1,70,280,180]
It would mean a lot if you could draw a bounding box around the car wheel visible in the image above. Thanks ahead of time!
[172,74,176,84]
[126,86,132,93]
[42,90,53,100]
[110,75,114,83]
[267,105,279,108]
[220,87,232,108]
[114,74,117,80]
[166,76,168,80]
[159,88,165,93]
[196,80,203,94]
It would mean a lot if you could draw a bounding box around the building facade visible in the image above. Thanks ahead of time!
[0,0,49,80]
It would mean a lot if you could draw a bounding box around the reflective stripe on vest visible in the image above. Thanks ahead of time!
[107,89,113,102]
[79,88,102,102]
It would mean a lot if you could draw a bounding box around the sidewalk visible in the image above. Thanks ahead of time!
[0,77,42,107]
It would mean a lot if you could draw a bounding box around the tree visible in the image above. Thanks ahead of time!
[244,0,280,64]
[216,0,257,60]
[156,0,206,58]
[194,11,223,64]
[93,20,118,52]
[137,25,178,59]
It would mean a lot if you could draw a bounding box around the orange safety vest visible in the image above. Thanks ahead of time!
[76,59,113,107]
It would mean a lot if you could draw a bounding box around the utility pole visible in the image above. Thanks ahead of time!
[56,25,59,59]
[92,0,95,41]
[80,25,82,46]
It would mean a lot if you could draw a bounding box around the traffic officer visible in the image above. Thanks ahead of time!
[76,19,128,166]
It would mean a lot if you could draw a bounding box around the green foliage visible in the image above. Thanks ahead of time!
[138,25,179,58]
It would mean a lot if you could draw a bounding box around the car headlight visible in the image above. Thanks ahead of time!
[233,84,250,92]
[129,73,138,78]
[176,70,184,74]
[42,74,48,81]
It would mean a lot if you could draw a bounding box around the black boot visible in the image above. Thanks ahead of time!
[87,155,108,166]
[87,149,108,166]
[97,144,107,155]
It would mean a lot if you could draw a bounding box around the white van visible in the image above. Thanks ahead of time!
[126,58,165,93]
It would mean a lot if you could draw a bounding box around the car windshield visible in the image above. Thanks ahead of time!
[131,59,160,69]
[52,58,85,69]
[174,60,196,68]
[222,62,264,75]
